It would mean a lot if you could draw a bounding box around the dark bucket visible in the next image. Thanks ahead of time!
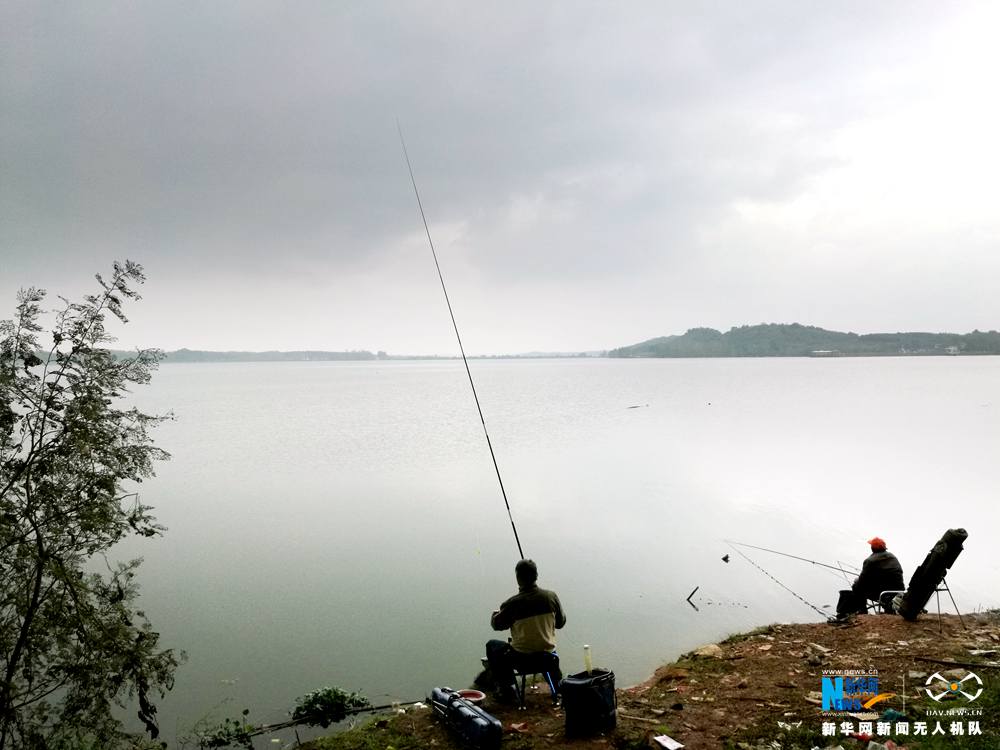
[560,669,616,737]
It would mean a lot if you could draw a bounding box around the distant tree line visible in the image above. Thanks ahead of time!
[161,348,378,362]
[609,323,1000,358]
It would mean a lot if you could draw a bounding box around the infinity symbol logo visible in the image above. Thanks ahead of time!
[924,671,983,702]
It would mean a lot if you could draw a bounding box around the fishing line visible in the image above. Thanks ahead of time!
[725,541,829,618]
[834,560,855,585]
[726,539,859,576]
[398,122,525,560]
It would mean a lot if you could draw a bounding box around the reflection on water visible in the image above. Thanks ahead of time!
[120,356,999,742]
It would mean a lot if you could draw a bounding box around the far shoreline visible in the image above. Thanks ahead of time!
[148,350,1000,364]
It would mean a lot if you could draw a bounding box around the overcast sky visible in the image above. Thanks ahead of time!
[2,2,999,355]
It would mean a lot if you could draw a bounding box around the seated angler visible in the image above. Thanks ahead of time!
[835,536,905,620]
[485,559,566,703]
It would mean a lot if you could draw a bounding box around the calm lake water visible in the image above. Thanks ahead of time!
[121,356,999,744]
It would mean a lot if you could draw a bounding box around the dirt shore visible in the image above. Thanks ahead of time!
[305,612,999,750]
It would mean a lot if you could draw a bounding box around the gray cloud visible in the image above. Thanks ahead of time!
[2,2,997,352]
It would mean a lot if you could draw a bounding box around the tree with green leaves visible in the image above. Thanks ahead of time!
[0,261,180,749]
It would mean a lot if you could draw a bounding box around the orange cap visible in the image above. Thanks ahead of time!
[868,536,886,550]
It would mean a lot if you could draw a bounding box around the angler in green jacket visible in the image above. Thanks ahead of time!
[485,559,566,702]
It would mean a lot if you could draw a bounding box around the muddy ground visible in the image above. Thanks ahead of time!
[306,612,999,750]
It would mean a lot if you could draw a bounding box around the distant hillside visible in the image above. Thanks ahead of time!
[162,348,377,362]
[608,324,1000,358]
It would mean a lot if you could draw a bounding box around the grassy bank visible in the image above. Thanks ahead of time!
[302,612,998,750]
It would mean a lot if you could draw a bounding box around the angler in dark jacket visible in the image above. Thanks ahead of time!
[485,559,566,702]
[835,536,905,618]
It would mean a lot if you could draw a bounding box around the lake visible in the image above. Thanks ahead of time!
[121,356,1000,744]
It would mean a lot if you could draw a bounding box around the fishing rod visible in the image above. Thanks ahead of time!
[833,560,855,585]
[228,699,426,741]
[725,541,829,618]
[725,539,859,576]
[398,123,525,560]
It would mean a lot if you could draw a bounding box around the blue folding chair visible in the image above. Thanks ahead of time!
[511,651,560,709]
